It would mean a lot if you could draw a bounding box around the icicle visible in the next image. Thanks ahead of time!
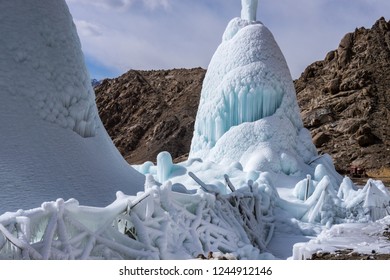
[247,91,254,122]
[238,88,247,123]
[215,115,225,141]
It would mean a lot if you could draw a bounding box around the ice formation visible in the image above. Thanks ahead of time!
[1,0,390,260]
[157,151,174,183]
[190,0,316,175]
[241,0,259,22]
[0,181,276,260]
[0,0,144,213]
[2,1,97,138]
[1,171,389,260]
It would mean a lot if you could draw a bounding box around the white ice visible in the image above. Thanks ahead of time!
[293,215,390,260]
[0,0,389,260]
[241,0,259,22]
[0,0,144,213]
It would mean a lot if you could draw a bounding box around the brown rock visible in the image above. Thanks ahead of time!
[312,132,331,147]
[295,17,390,174]
[328,78,340,94]
[337,33,354,67]
[95,68,205,163]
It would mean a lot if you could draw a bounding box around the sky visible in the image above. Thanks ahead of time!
[65,0,390,80]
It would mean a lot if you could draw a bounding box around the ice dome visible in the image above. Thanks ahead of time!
[189,4,317,175]
[0,0,144,213]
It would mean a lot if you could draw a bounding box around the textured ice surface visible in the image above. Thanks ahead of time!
[0,0,144,213]
[0,1,97,138]
[190,16,317,176]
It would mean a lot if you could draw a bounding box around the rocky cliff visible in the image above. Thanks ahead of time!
[294,17,390,175]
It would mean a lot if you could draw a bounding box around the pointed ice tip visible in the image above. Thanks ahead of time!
[241,0,259,22]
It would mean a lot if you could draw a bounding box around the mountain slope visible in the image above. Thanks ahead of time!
[95,68,205,163]
[294,17,390,174]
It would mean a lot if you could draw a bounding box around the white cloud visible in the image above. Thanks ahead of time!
[66,0,171,10]
[65,0,390,79]
[142,0,171,10]
[74,20,102,37]
[66,0,236,77]
[66,0,130,9]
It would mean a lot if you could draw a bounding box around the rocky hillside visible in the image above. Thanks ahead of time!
[95,68,205,163]
[95,17,390,176]
[294,17,390,175]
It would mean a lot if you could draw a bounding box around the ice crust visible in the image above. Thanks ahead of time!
[1,1,98,138]
[0,0,144,213]
[1,0,390,260]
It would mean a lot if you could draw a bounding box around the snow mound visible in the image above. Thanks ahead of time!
[0,0,144,213]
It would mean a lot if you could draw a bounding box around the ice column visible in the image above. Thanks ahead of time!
[157,151,173,183]
[241,0,259,21]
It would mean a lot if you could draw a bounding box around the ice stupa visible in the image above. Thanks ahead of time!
[0,0,144,213]
[190,0,318,177]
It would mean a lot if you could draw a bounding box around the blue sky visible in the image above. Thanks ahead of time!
[65,0,390,80]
